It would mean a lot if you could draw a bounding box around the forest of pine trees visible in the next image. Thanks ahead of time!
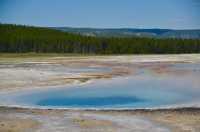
[0,24,200,54]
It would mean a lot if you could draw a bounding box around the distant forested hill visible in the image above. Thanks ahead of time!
[1,24,200,54]
[52,27,200,39]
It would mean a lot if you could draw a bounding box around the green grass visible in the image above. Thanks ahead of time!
[0,53,83,58]
[0,53,107,63]
[0,53,71,63]
[0,52,133,59]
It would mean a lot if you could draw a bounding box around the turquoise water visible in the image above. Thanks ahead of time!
[0,63,200,109]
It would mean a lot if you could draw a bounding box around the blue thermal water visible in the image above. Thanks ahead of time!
[0,63,200,109]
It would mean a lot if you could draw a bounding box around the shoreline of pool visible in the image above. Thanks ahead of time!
[0,101,200,111]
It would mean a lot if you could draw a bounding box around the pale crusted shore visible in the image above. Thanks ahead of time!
[0,54,200,132]
[0,54,200,92]
[0,107,200,132]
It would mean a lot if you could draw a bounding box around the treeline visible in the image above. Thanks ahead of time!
[0,24,200,54]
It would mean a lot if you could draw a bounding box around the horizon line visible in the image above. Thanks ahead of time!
[1,22,200,30]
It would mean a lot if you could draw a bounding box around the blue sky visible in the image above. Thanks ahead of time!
[0,0,200,29]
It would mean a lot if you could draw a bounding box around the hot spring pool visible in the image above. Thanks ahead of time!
[0,63,200,110]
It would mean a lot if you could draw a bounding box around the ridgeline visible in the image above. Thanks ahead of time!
[0,24,200,54]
